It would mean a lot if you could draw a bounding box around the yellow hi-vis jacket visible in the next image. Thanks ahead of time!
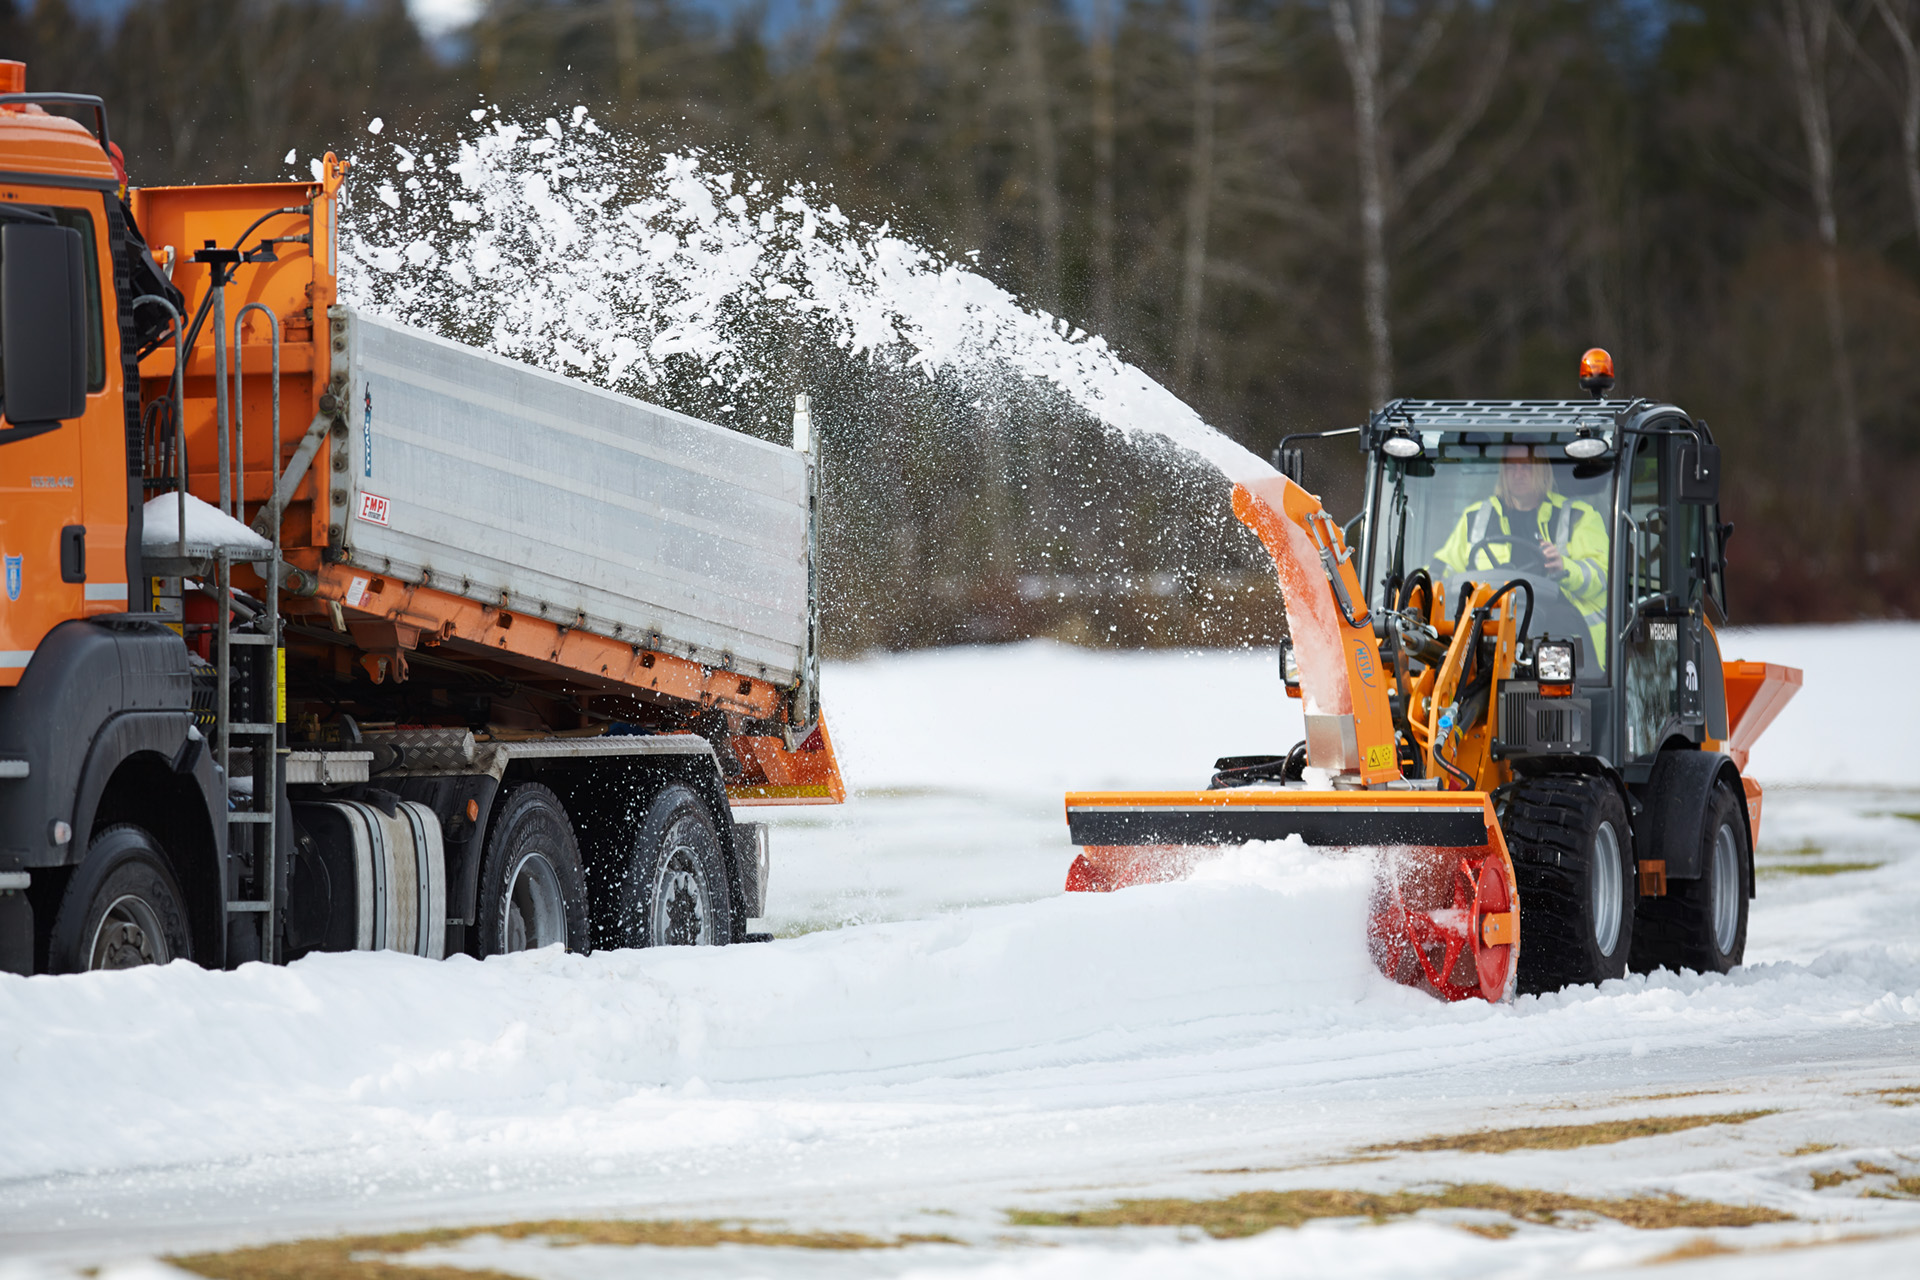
[1433,492,1609,663]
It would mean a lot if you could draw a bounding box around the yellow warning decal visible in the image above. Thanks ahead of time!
[1364,743,1395,771]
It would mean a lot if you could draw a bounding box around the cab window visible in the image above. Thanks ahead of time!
[51,205,106,392]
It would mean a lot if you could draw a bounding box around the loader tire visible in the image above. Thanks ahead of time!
[1502,775,1634,994]
[615,784,733,948]
[47,825,192,973]
[1631,781,1749,976]
[474,784,590,957]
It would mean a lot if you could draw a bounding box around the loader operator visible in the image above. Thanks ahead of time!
[1433,452,1608,667]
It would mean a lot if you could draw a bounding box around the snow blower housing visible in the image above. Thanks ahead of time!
[1065,355,1801,1002]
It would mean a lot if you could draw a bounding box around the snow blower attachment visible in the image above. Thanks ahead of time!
[1065,353,1801,1003]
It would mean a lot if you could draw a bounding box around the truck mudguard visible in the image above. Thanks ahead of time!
[0,618,221,865]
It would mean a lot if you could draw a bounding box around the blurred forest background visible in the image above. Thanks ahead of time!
[5,0,1917,650]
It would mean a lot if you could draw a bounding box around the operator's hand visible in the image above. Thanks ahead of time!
[1540,539,1564,574]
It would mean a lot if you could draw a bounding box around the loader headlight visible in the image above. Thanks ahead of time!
[1535,638,1576,684]
[1381,429,1422,459]
[1280,638,1301,689]
[1565,428,1609,460]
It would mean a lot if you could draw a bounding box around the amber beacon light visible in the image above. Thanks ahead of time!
[1578,347,1616,399]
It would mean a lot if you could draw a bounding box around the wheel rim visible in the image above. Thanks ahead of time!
[1711,821,1741,954]
[650,819,712,946]
[87,893,170,970]
[1590,820,1623,957]
[501,851,567,952]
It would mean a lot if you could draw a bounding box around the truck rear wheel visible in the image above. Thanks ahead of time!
[618,784,733,948]
[475,784,590,956]
[47,825,192,973]
[1503,775,1634,994]
[1631,781,1749,975]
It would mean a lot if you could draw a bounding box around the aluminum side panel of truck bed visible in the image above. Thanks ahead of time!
[335,310,808,683]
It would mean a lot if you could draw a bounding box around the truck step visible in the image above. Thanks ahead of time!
[227,811,275,825]
[224,633,277,646]
[226,722,278,737]
[225,901,271,913]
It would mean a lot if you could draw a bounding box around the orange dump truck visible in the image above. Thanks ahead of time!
[0,65,841,974]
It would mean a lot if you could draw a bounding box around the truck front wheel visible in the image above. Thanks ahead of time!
[618,784,733,948]
[47,825,192,973]
[474,783,590,956]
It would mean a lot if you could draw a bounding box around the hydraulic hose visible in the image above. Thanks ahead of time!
[1397,567,1433,617]
[1484,578,1536,646]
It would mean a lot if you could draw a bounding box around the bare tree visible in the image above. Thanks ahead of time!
[1329,0,1512,406]
[1779,0,1866,533]
[1173,0,1215,393]
[1865,0,1920,249]
[1089,0,1117,335]
[1013,0,1064,312]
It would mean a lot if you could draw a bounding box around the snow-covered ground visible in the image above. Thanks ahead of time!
[2,626,1918,1279]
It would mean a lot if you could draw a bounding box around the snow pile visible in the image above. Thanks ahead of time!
[338,114,1271,486]
[139,492,272,558]
[0,860,1380,1181]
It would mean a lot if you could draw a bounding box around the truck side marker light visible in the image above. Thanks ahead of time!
[49,820,71,847]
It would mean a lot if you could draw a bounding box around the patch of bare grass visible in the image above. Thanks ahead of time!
[1812,1169,1862,1190]
[1876,1086,1920,1107]
[1369,1111,1776,1154]
[1005,1184,1791,1239]
[1863,1176,1920,1201]
[1759,861,1885,879]
[1790,1143,1838,1156]
[173,1220,958,1280]
[1647,1236,1738,1263]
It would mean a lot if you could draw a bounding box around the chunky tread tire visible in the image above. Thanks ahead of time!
[47,825,192,973]
[1503,776,1635,994]
[1631,781,1749,976]
[616,784,733,949]
[474,783,591,957]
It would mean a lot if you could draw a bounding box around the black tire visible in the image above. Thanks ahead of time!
[474,783,590,956]
[1503,775,1635,994]
[615,784,734,948]
[47,825,192,973]
[1631,781,1750,975]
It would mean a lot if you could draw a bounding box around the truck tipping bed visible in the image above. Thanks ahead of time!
[332,309,810,688]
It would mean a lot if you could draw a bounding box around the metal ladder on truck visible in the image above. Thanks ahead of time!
[139,286,289,965]
[214,298,287,965]
[214,544,282,963]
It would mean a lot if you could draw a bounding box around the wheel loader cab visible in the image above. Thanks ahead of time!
[1358,401,1730,776]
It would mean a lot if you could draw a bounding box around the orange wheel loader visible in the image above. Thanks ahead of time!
[0,65,841,976]
[1064,350,1801,1001]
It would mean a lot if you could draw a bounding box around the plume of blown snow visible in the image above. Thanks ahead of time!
[338,111,1272,486]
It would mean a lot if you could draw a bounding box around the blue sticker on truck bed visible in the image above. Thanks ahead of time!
[4,556,19,602]
[363,383,374,478]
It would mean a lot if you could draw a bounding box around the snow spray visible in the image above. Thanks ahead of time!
[336,109,1275,488]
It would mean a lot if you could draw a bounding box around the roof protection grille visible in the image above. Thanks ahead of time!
[1371,399,1644,433]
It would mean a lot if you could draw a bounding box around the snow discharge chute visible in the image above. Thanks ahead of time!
[1064,472,1521,1004]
